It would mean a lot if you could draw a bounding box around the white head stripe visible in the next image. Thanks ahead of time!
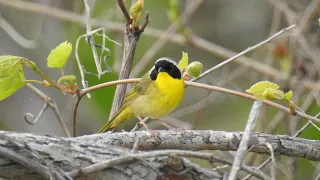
[155,57,178,67]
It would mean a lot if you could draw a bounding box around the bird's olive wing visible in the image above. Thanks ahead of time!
[122,73,152,104]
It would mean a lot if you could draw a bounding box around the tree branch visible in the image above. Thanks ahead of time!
[109,1,149,119]
[0,130,318,179]
[229,101,262,179]
[77,130,320,161]
[0,131,226,180]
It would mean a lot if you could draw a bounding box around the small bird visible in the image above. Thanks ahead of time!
[97,58,185,133]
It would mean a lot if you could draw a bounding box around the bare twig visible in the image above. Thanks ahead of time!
[72,96,83,137]
[84,0,102,79]
[245,143,277,180]
[117,0,131,24]
[229,101,262,180]
[191,24,296,82]
[173,65,248,118]
[25,83,71,137]
[24,98,49,125]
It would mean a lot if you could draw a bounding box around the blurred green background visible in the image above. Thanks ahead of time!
[0,0,319,179]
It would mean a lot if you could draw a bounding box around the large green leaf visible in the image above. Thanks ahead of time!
[0,56,26,101]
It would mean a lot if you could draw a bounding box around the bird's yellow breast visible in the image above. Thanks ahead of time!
[131,72,184,119]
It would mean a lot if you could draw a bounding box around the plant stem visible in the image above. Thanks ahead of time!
[20,58,65,92]
[24,80,43,85]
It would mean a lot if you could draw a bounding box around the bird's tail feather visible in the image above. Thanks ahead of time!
[97,107,134,133]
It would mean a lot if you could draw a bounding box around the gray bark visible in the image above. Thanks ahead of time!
[78,130,320,161]
[0,130,319,179]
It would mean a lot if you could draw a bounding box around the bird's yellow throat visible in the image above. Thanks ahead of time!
[155,72,184,96]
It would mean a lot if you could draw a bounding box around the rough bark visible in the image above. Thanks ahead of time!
[78,130,320,161]
[0,131,222,180]
[0,130,319,179]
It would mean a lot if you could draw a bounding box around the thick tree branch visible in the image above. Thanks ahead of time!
[0,131,223,180]
[0,130,318,179]
[2,130,320,161]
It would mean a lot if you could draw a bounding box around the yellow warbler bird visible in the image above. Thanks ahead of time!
[97,58,185,133]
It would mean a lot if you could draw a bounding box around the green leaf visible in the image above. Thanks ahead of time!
[58,75,76,86]
[178,51,188,70]
[47,41,72,69]
[129,0,144,27]
[262,88,284,100]
[186,61,203,78]
[0,56,26,101]
[246,81,280,100]
[165,0,180,23]
[284,90,293,101]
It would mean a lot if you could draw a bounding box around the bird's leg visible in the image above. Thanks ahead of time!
[136,116,149,130]
[156,120,174,129]
[137,116,158,135]
[156,120,184,131]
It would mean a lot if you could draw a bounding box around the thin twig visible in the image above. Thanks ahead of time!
[191,24,296,82]
[117,0,131,24]
[24,98,49,125]
[72,95,83,137]
[25,83,71,137]
[229,101,262,180]
[84,0,102,79]
[245,143,277,180]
